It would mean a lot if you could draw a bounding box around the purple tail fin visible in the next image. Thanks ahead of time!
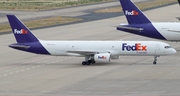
[119,0,151,24]
[7,15,39,43]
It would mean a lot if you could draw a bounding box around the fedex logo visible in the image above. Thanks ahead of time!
[98,56,106,59]
[14,29,28,34]
[122,43,147,51]
[125,10,139,16]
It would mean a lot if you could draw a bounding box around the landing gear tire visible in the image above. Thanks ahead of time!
[82,61,91,65]
[91,61,95,64]
[82,61,87,65]
[87,60,91,65]
[82,55,96,65]
[82,60,95,65]
[153,61,157,64]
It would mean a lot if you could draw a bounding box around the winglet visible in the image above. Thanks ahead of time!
[119,0,151,24]
[7,15,39,43]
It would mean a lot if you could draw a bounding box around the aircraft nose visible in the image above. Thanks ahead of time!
[166,48,177,55]
[171,48,177,54]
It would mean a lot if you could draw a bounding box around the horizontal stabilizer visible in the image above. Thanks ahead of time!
[117,26,144,31]
[9,44,30,49]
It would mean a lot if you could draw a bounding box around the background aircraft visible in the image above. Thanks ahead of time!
[117,0,180,41]
[176,0,180,20]
[7,15,176,65]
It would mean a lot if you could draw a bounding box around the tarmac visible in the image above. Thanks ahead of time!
[0,2,180,96]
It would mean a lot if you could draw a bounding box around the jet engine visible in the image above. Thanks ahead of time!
[94,53,111,63]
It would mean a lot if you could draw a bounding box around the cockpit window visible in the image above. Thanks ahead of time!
[164,46,171,49]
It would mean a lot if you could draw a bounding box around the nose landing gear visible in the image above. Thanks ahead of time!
[153,56,159,64]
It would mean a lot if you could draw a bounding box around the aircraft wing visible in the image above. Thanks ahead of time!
[67,50,109,56]
[117,26,144,31]
[167,30,180,33]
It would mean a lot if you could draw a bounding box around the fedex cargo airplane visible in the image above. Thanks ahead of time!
[7,15,176,65]
[117,0,180,41]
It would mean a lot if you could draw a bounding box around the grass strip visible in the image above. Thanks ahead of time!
[0,0,115,11]
[0,16,81,33]
[95,0,177,13]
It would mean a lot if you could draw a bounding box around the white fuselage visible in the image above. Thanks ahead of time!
[152,22,180,41]
[40,40,176,56]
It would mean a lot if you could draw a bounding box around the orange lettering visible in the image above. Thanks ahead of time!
[136,43,141,51]
[142,46,147,51]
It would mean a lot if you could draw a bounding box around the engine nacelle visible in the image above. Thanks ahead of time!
[111,55,120,59]
[94,53,111,63]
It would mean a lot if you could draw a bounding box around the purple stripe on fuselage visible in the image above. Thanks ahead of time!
[117,23,166,40]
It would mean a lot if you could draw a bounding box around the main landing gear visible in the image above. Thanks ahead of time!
[153,56,159,64]
[82,55,95,65]
[82,60,95,65]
